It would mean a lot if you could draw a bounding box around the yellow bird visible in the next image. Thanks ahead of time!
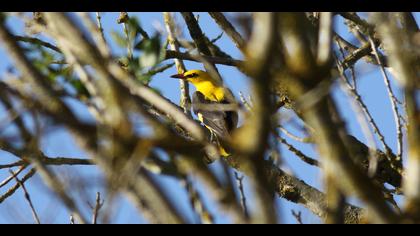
[171,69,238,157]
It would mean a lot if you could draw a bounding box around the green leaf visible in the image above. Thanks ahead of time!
[126,17,142,41]
[61,65,74,78]
[137,33,163,68]
[139,52,159,68]
[40,49,55,64]
[143,63,175,77]
[134,38,146,50]
[136,74,152,85]
[70,79,90,97]
[135,33,161,52]
[127,16,149,41]
[128,56,140,72]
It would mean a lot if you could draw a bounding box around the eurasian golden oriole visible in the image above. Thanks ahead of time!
[171,69,238,157]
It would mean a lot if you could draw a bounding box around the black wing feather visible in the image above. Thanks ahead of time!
[192,91,237,139]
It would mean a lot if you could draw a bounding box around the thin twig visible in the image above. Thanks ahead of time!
[291,210,303,224]
[95,12,106,44]
[78,12,111,58]
[335,40,393,159]
[181,12,213,57]
[29,154,88,224]
[339,12,374,37]
[234,171,249,218]
[0,168,36,204]
[12,35,61,52]
[92,192,104,224]
[143,62,175,77]
[239,91,252,111]
[119,12,133,60]
[369,37,403,164]
[0,157,92,170]
[9,169,41,224]
[0,160,26,170]
[70,215,75,224]
[334,45,382,177]
[278,126,312,143]
[208,12,245,51]
[341,41,388,69]
[277,135,319,167]
[339,12,388,68]
[210,32,224,44]
[349,65,357,90]
[163,12,191,116]
[0,165,27,188]
[337,70,379,176]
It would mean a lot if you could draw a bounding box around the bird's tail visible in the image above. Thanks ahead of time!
[213,136,231,157]
[218,145,230,157]
[208,129,232,158]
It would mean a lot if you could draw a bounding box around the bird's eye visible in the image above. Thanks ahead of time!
[186,73,198,78]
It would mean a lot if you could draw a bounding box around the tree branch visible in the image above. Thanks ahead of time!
[164,49,243,67]
[208,12,245,51]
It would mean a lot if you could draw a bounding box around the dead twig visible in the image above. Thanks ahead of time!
[0,168,36,204]
[234,171,249,218]
[369,37,404,166]
[291,210,303,224]
[9,169,41,224]
[91,192,104,224]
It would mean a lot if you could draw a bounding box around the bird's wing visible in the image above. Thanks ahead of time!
[192,91,234,139]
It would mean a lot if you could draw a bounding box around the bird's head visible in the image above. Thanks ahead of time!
[170,69,213,84]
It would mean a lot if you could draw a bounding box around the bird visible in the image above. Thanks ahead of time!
[171,69,238,157]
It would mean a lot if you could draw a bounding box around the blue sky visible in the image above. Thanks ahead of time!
[0,12,418,224]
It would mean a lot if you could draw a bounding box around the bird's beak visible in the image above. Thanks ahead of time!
[170,74,186,79]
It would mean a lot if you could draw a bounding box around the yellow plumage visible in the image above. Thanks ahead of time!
[170,69,237,157]
[182,70,226,102]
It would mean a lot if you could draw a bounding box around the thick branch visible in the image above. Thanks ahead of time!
[163,12,191,115]
[165,49,243,67]
[208,12,245,50]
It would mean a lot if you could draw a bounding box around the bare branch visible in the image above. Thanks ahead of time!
[277,136,319,167]
[208,12,246,51]
[234,171,249,218]
[92,192,104,224]
[165,49,243,67]
[291,210,303,224]
[373,12,420,220]
[233,12,279,224]
[163,12,191,115]
[317,12,333,66]
[10,169,41,224]
[369,37,404,164]
[278,12,399,223]
[12,35,61,52]
[0,168,36,204]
